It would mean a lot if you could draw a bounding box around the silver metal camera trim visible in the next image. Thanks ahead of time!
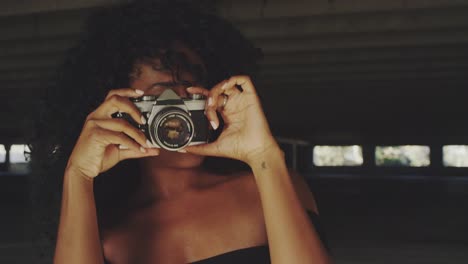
[132,89,206,151]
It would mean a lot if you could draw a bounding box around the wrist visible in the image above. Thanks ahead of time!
[64,164,95,185]
[246,143,284,170]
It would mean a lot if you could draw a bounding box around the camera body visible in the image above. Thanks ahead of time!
[114,89,210,151]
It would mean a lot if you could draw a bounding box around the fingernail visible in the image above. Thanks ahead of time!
[208,97,213,106]
[135,89,144,95]
[140,146,147,153]
[210,121,218,130]
[177,149,187,153]
[141,115,146,124]
[119,145,129,150]
[222,81,229,90]
[146,139,153,148]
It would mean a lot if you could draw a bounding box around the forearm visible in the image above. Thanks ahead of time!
[249,147,332,264]
[54,168,104,264]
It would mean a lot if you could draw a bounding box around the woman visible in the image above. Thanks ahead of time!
[32,1,331,263]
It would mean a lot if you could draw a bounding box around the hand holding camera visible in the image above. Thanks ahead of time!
[65,75,278,179]
[184,76,280,166]
[66,88,160,180]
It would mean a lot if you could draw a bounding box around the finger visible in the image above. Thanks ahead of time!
[91,119,151,148]
[186,86,219,130]
[186,86,210,97]
[205,80,234,115]
[184,142,225,158]
[118,147,160,161]
[94,94,146,125]
[217,93,228,109]
[222,75,257,95]
[105,88,144,100]
[91,127,145,153]
[187,86,233,109]
[207,80,228,111]
[206,97,220,130]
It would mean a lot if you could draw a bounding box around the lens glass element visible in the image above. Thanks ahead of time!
[156,112,193,149]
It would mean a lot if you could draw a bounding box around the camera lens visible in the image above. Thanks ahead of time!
[150,107,194,150]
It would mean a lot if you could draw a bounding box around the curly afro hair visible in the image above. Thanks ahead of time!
[28,0,262,262]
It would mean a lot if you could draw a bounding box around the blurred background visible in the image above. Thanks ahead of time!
[1,0,467,263]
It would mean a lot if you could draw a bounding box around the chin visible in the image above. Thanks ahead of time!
[149,149,205,169]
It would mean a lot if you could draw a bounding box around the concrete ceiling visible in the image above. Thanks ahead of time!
[1,0,468,144]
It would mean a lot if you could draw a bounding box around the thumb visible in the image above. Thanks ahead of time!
[184,142,225,158]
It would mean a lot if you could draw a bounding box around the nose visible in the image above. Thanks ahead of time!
[172,86,189,98]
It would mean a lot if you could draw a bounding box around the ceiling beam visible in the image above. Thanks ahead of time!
[256,29,468,53]
[261,44,468,66]
[236,7,468,39]
[2,4,468,42]
[219,0,468,21]
[256,70,468,86]
[0,36,77,57]
[0,9,89,41]
[1,0,467,18]
[0,0,122,17]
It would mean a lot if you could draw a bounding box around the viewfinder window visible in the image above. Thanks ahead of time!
[375,145,430,167]
[443,145,468,167]
[313,145,363,166]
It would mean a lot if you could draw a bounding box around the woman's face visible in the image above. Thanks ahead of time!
[129,42,209,168]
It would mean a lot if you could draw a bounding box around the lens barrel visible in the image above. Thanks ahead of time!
[149,107,194,150]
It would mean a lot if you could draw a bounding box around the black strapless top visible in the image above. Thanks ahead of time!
[105,211,330,264]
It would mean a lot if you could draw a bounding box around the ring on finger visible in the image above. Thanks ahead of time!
[220,93,229,109]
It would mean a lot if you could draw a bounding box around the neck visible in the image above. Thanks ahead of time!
[137,150,205,201]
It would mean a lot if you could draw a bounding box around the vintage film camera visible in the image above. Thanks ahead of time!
[114,89,210,151]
